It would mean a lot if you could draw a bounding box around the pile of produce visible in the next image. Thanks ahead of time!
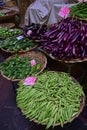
[41,17,87,61]
[16,71,85,129]
[23,23,49,41]
[0,37,37,52]
[0,55,41,80]
[0,27,22,37]
[70,2,87,19]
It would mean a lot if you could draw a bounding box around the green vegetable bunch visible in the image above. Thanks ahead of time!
[0,37,36,52]
[0,55,41,80]
[16,71,85,129]
[70,2,87,18]
[0,27,22,37]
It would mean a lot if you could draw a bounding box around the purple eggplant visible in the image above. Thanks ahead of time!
[41,17,87,61]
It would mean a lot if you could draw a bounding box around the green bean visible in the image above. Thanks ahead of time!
[16,71,85,129]
[70,2,87,18]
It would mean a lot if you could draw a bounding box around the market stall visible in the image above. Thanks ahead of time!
[0,1,87,130]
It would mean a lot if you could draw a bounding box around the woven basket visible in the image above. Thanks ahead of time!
[72,16,87,22]
[36,75,85,126]
[0,23,15,28]
[0,28,23,39]
[1,51,47,81]
[0,9,18,21]
[32,96,85,126]
[1,44,38,54]
[20,72,85,127]
[42,49,87,64]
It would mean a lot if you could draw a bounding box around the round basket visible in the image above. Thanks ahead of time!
[0,51,47,81]
[0,10,18,21]
[1,44,38,54]
[32,95,85,126]
[0,28,23,38]
[42,50,87,64]
[72,16,87,23]
[17,71,85,128]
[0,23,15,28]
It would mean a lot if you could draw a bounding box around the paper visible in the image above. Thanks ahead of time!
[30,59,36,66]
[23,77,36,86]
[58,6,70,19]
[16,35,24,40]
[27,30,32,36]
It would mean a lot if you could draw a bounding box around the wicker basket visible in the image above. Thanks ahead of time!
[1,51,47,81]
[72,16,87,22]
[0,23,15,28]
[32,95,85,126]
[35,75,85,126]
[42,49,87,64]
[1,44,38,54]
[0,9,18,21]
[0,28,23,38]
[20,72,85,127]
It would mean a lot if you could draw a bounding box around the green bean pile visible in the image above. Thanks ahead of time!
[0,55,41,80]
[16,71,85,129]
[70,2,87,18]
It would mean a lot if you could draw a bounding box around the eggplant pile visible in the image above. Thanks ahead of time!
[23,23,49,41]
[41,17,87,61]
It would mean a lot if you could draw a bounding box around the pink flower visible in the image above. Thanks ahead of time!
[23,77,36,86]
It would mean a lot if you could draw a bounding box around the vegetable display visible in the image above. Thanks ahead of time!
[0,55,41,80]
[0,27,22,37]
[0,37,37,52]
[41,17,87,61]
[23,23,49,41]
[16,71,85,129]
[70,2,87,19]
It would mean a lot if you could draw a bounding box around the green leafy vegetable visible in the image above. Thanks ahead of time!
[0,55,41,80]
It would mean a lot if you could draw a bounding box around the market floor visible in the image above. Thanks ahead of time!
[0,53,87,130]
